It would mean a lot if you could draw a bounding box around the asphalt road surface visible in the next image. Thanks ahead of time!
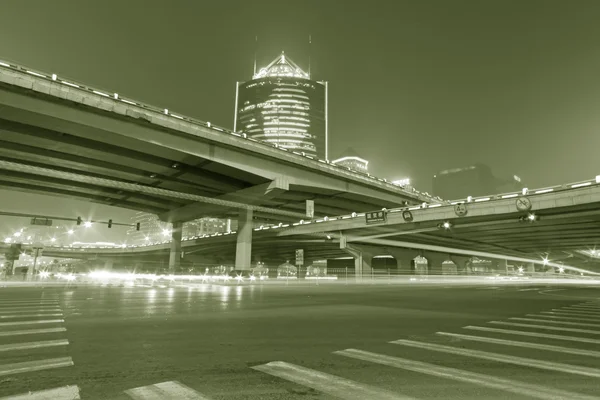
[0,281,599,399]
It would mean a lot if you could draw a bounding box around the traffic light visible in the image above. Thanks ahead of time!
[76,216,82,225]
[108,219,113,228]
[136,223,141,231]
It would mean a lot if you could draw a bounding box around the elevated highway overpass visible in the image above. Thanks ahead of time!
[0,59,431,221]
[0,57,436,271]
[8,177,600,275]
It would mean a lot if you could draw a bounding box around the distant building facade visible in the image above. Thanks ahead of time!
[432,164,524,200]
[331,148,368,173]
[126,212,234,244]
[234,52,328,160]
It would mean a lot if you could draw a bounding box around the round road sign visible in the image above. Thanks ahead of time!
[454,203,468,217]
[516,196,532,212]
[402,210,414,222]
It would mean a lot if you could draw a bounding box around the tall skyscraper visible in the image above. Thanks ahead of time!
[234,52,328,160]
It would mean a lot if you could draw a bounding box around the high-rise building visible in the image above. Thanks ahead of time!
[126,212,235,245]
[234,52,328,160]
[331,148,368,173]
[127,212,167,244]
[432,164,525,200]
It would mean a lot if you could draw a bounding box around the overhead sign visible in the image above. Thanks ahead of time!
[366,210,387,224]
[402,210,414,222]
[30,218,52,226]
[454,203,468,217]
[295,249,304,266]
[306,200,314,218]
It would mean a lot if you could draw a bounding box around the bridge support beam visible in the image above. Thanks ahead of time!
[526,262,535,273]
[169,221,183,273]
[235,209,253,270]
[340,242,373,277]
[104,259,114,271]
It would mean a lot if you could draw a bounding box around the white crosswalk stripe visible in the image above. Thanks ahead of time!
[0,319,64,327]
[526,313,600,323]
[0,309,62,314]
[489,320,600,334]
[567,305,600,310]
[555,308,600,315]
[540,311,600,320]
[436,331,600,357]
[0,357,73,377]
[335,348,598,400]
[0,306,62,312]
[0,313,63,319]
[252,361,415,400]
[0,385,80,399]
[0,327,67,337]
[464,325,600,344]
[390,338,600,378]
[509,316,600,328]
[125,381,211,400]
[0,339,69,352]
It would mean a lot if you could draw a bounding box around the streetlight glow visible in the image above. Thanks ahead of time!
[13,231,22,237]
[68,229,74,235]
[84,221,92,228]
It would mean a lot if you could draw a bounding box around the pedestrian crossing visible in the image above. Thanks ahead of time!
[4,297,600,399]
[0,296,79,399]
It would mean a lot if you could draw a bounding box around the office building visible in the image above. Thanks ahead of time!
[234,52,328,160]
[331,148,368,173]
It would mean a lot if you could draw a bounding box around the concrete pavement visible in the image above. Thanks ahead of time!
[0,283,599,399]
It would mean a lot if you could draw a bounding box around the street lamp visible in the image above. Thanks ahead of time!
[13,231,22,237]
[68,229,74,235]
[50,237,56,242]
[84,221,92,228]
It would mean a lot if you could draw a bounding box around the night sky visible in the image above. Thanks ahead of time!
[1,0,600,239]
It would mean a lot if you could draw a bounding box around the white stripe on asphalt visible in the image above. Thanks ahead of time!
[0,357,73,377]
[335,348,597,400]
[518,288,539,291]
[556,308,600,315]
[0,327,67,337]
[0,385,80,400]
[0,339,69,352]
[562,305,600,311]
[390,339,600,378]
[0,313,63,319]
[0,306,62,312]
[251,361,414,400]
[489,321,600,335]
[528,314,600,323]
[0,309,62,314]
[464,325,600,345]
[0,319,64,327]
[568,305,600,310]
[0,301,58,306]
[540,311,600,320]
[509,317,600,328]
[125,380,211,400]
[436,331,600,358]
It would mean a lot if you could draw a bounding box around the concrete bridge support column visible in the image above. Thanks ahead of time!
[449,255,471,275]
[104,259,114,271]
[526,262,536,273]
[169,221,183,273]
[340,242,373,277]
[425,253,449,275]
[235,209,253,271]
[497,259,508,274]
